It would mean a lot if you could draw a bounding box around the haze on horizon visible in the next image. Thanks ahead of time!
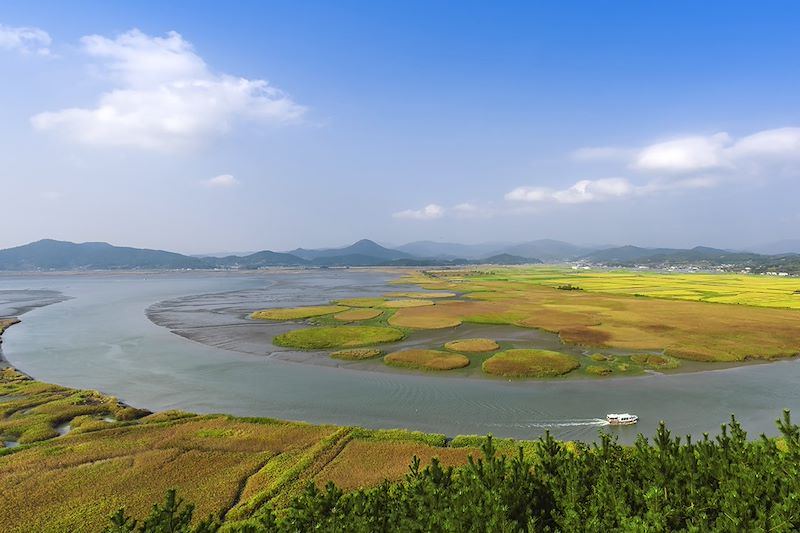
[1,1,799,255]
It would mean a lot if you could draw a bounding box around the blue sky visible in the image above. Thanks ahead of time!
[1,1,799,253]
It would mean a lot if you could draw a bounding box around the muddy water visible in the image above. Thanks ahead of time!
[1,270,799,444]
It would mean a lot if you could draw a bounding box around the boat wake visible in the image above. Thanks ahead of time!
[488,418,610,429]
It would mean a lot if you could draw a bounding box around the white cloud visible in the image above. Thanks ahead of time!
[0,24,51,55]
[202,174,239,188]
[634,133,731,173]
[728,127,800,159]
[506,177,636,204]
[393,204,445,220]
[31,29,305,151]
[579,127,800,175]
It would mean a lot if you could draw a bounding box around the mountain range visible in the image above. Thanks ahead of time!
[0,238,797,272]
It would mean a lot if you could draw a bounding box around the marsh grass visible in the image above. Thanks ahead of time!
[381,299,435,308]
[444,338,499,352]
[330,349,383,360]
[482,349,580,378]
[386,267,800,362]
[384,349,470,371]
[333,298,386,307]
[251,306,348,321]
[0,369,487,532]
[273,326,404,349]
[333,308,383,322]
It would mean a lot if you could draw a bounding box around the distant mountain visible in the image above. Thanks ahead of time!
[215,250,309,268]
[288,239,412,261]
[581,245,680,262]
[5,238,795,272]
[0,239,206,271]
[747,239,800,255]
[583,245,764,265]
[497,239,595,261]
[395,241,511,260]
[480,253,542,265]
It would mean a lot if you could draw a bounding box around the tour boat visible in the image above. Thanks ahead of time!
[606,413,638,425]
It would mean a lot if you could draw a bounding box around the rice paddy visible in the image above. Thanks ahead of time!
[273,326,405,349]
[384,349,471,371]
[444,338,500,352]
[482,349,580,378]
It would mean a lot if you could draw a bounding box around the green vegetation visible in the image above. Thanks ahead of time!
[387,308,463,329]
[482,349,580,378]
[388,267,800,362]
[443,338,499,352]
[251,306,348,321]
[380,299,435,308]
[384,349,470,371]
[273,326,404,349]
[384,291,456,299]
[332,298,385,307]
[332,308,382,321]
[586,365,612,376]
[630,354,681,369]
[0,317,20,335]
[113,413,800,532]
[329,349,382,360]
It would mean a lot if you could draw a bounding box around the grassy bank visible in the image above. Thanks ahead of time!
[0,365,488,532]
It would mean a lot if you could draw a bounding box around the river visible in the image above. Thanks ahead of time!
[1,270,798,444]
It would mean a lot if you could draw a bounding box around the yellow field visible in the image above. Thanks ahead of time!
[494,268,800,310]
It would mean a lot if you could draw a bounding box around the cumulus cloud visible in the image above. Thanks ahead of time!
[202,174,239,188]
[634,133,731,173]
[728,127,800,159]
[581,127,800,174]
[392,204,445,220]
[0,23,51,55]
[31,29,305,151]
[506,178,636,204]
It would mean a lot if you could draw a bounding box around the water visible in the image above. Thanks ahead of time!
[1,270,799,444]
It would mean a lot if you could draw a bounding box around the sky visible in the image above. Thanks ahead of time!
[1,1,799,254]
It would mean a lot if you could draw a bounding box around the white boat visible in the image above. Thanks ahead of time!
[606,413,638,425]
